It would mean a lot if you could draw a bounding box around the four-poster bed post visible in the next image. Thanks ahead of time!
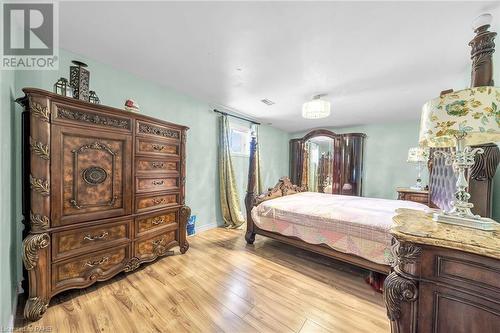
[244,137,258,244]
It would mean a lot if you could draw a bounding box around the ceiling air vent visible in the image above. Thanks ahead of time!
[261,99,275,106]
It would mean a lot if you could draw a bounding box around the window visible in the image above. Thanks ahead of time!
[229,124,251,156]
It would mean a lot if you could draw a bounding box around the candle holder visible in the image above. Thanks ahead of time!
[53,78,73,97]
[88,91,100,104]
[70,60,90,101]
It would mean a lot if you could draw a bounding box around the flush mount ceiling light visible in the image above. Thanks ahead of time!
[302,94,331,119]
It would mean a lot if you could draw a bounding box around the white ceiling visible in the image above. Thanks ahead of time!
[59,1,500,132]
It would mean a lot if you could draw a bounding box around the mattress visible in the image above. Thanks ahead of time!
[251,192,429,265]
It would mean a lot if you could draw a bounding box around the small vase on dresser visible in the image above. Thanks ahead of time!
[384,209,500,333]
[18,88,190,321]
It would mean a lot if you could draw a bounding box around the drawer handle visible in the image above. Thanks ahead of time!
[152,238,166,247]
[153,198,166,205]
[152,144,165,151]
[152,217,165,225]
[152,180,164,186]
[83,232,109,241]
[152,162,165,168]
[85,256,109,268]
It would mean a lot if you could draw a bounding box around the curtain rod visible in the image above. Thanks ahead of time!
[213,109,261,125]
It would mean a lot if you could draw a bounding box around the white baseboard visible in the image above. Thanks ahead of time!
[6,281,23,331]
[191,221,219,235]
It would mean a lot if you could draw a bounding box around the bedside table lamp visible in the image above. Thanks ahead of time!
[419,86,500,230]
[407,147,429,190]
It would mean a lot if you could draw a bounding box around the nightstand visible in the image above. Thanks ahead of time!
[385,209,500,333]
[396,187,429,205]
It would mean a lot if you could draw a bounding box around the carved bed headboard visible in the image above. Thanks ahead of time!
[428,144,499,217]
[428,148,456,212]
[254,177,307,206]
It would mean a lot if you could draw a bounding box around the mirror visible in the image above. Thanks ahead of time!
[290,129,365,196]
[303,136,334,193]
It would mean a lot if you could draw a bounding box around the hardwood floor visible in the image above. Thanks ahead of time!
[15,227,390,333]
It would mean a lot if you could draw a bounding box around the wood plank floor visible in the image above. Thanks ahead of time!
[15,227,390,333]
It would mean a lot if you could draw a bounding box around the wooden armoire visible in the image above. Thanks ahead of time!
[18,88,190,321]
[290,129,366,196]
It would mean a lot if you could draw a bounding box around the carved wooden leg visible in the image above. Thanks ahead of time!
[383,240,421,333]
[23,233,51,321]
[245,231,256,244]
[179,206,191,254]
[383,271,418,319]
[24,297,49,322]
[180,241,190,254]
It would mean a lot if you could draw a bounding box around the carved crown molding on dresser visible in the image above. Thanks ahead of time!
[18,88,191,321]
[56,107,132,130]
[384,209,500,333]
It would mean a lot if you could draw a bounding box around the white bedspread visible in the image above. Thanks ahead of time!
[251,192,428,264]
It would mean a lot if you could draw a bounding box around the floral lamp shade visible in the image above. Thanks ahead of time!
[407,147,429,163]
[419,86,500,148]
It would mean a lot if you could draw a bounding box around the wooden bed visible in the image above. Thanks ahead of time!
[244,137,499,275]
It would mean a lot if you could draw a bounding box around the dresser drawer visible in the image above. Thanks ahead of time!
[52,219,131,261]
[134,230,177,261]
[420,246,500,296]
[405,193,428,204]
[52,244,130,291]
[136,137,179,157]
[135,157,180,175]
[397,189,429,205]
[135,176,179,194]
[135,209,179,237]
[136,120,181,141]
[135,192,180,213]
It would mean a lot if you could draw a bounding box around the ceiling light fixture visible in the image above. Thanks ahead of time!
[302,94,330,119]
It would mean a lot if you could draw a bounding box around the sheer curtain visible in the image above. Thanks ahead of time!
[218,115,245,228]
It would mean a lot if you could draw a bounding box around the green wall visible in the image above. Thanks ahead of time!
[1,49,289,328]
[0,68,20,330]
[291,121,499,220]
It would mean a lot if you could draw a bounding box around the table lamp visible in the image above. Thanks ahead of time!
[419,86,500,230]
[407,147,429,190]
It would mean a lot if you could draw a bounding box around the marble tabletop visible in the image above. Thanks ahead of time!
[392,209,500,259]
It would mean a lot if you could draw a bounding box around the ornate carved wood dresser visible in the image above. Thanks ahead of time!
[18,88,190,321]
[384,209,500,333]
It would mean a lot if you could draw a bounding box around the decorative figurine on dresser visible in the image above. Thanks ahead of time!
[18,88,190,321]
